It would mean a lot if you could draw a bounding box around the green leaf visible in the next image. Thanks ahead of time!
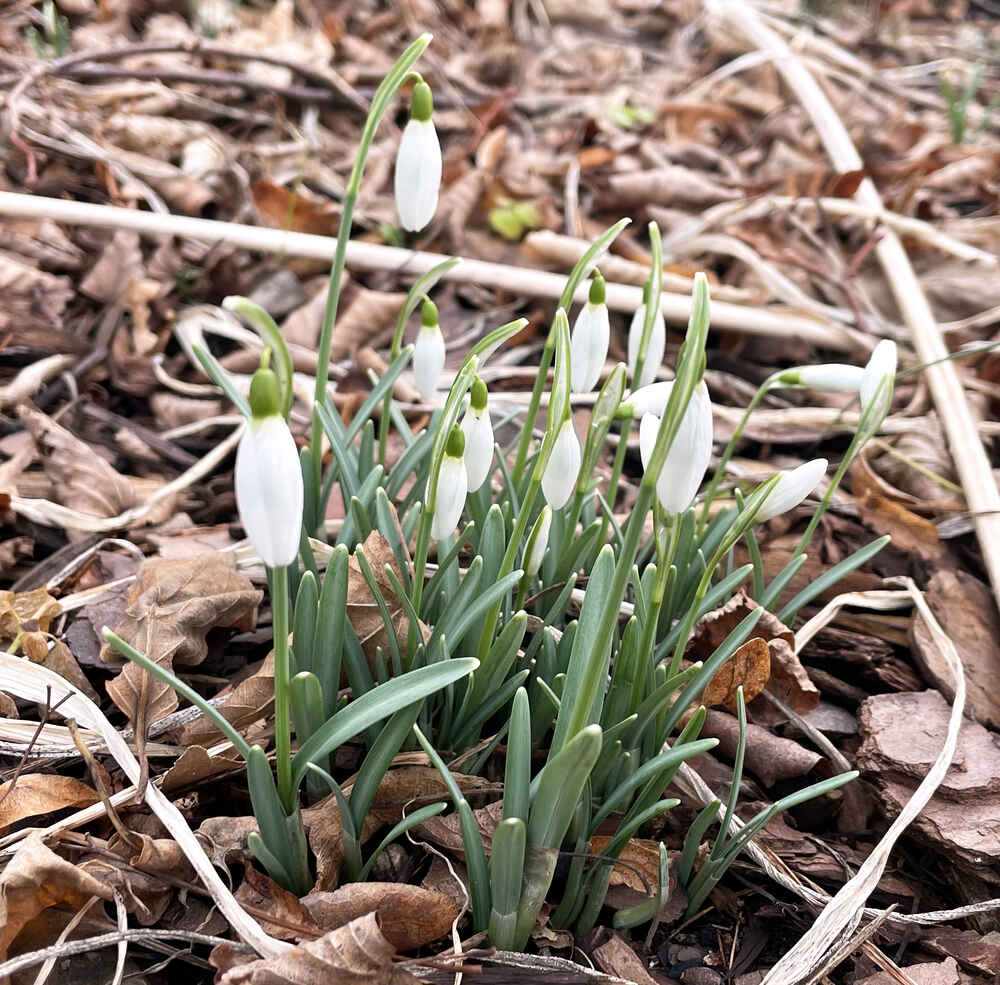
[291,659,478,791]
[503,688,531,824]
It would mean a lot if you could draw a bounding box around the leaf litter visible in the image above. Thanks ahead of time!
[1,0,1000,982]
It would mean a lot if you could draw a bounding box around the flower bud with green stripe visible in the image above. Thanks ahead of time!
[394,79,442,232]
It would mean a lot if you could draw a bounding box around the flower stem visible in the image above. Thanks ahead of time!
[270,564,293,810]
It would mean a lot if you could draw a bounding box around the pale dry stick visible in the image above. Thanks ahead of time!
[0,191,854,351]
[10,420,243,533]
[0,929,241,980]
[0,354,75,409]
[711,0,1000,615]
[661,196,997,267]
[0,656,286,956]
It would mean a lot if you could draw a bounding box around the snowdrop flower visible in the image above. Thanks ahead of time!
[756,459,828,522]
[793,364,865,393]
[627,283,665,389]
[570,272,610,393]
[430,426,468,540]
[523,505,552,578]
[461,376,494,491]
[541,418,580,510]
[637,381,713,514]
[860,339,897,409]
[394,80,441,232]
[235,362,303,568]
[413,299,445,400]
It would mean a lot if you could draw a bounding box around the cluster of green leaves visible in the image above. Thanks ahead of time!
[107,36,894,945]
[940,62,1000,145]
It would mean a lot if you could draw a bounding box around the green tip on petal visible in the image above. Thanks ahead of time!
[589,271,606,306]
[410,81,433,122]
[470,376,488,411]
[421,298,439,328]
[445,424,465,458]
[249,366,281,419]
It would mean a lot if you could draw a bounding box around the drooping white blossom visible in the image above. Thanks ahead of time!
[235,367,303,568]
[394,81,441,232]
[413,299,445,400]
[627,286,665,389]
[461,377,494,491]
[637,381,714,514]
[570,273,610,394]
[430,427,468,540]
[796,364,866,392]
[541,418,581,510]
[756,459,828,522]
[860,339,897,410]
[524,505,552,577]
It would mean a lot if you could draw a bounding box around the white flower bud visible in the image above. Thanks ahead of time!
[413,300,445,400]
[394,82,441,232]
[523,505,552,577]
[430,427,468,541]
[637,381,713,514]
[235,414,303,568]
[860,340,897,409]
[796,364,865,392]
[570,275,610,394]
[541,418,581,510]
[757,459,828,522]
[627,301,665,389]
[461,378,494,491]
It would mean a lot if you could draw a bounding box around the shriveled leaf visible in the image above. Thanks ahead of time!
[236,866,322,942]
[303,884,459,952]
[0,831,113,959]
[102,555,261,726]
[0,774,98,833]
[161,744,244,793]
[182,654,274,747]
[701,637,770,709]
[593,934,660,985]
[217,911,421,985]
[253,180,338,236]
[0,586,61,639]
[27,638,99,702]
[19,403,137,520]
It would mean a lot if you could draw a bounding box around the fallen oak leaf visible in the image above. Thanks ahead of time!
[701,637,770,709]
[101,554,261,727]
[236,866,322,942]
[216,911,422,985]
[0,774,98,833]
[303,884,459,952]
[0,831,113,960]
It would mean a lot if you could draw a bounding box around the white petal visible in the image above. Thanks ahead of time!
[638,383,714,514]
[629,380,674,419]
[757,458,828,522]
[524,506,552,577]
[235,416,304,567]
[541,419,580,509]
[461,406,494,490]
[798,364,865,392]
[431,454,467,540]
[413,326,445,399]
[395,119,442,232]
[570,302,610,394]
[860,340,897,408]
[628,306,665,389]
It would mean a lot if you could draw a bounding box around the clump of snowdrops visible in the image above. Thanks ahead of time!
[106,35,897,947]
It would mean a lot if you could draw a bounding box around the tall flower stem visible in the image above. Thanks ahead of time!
[309,35,431,530]
[270,563,293,810]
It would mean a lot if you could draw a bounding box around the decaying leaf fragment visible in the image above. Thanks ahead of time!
[102,554,261,726]
[0,831,113,960]
[216,911,422,985]
[0,774,98,833]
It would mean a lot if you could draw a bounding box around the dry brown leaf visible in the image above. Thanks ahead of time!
[19,403,137,521]
[303,884,459,952]
[217,911,421,985]
[79,229,144,303]
[332,288,407,361]
[253,181,338,236]
[161,744,244,793]
[0,586,61,639]
[593,934,659,985]
[765,637,820,717]
[181,654,274,747]
[0,831,113,959]
[0,774,98,833]
[910,569,1000,729]
[236,866,322,942]
[606,166,741,207]
[29,638,100,702]
[102,554,261,727]
[701,637,770,709]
